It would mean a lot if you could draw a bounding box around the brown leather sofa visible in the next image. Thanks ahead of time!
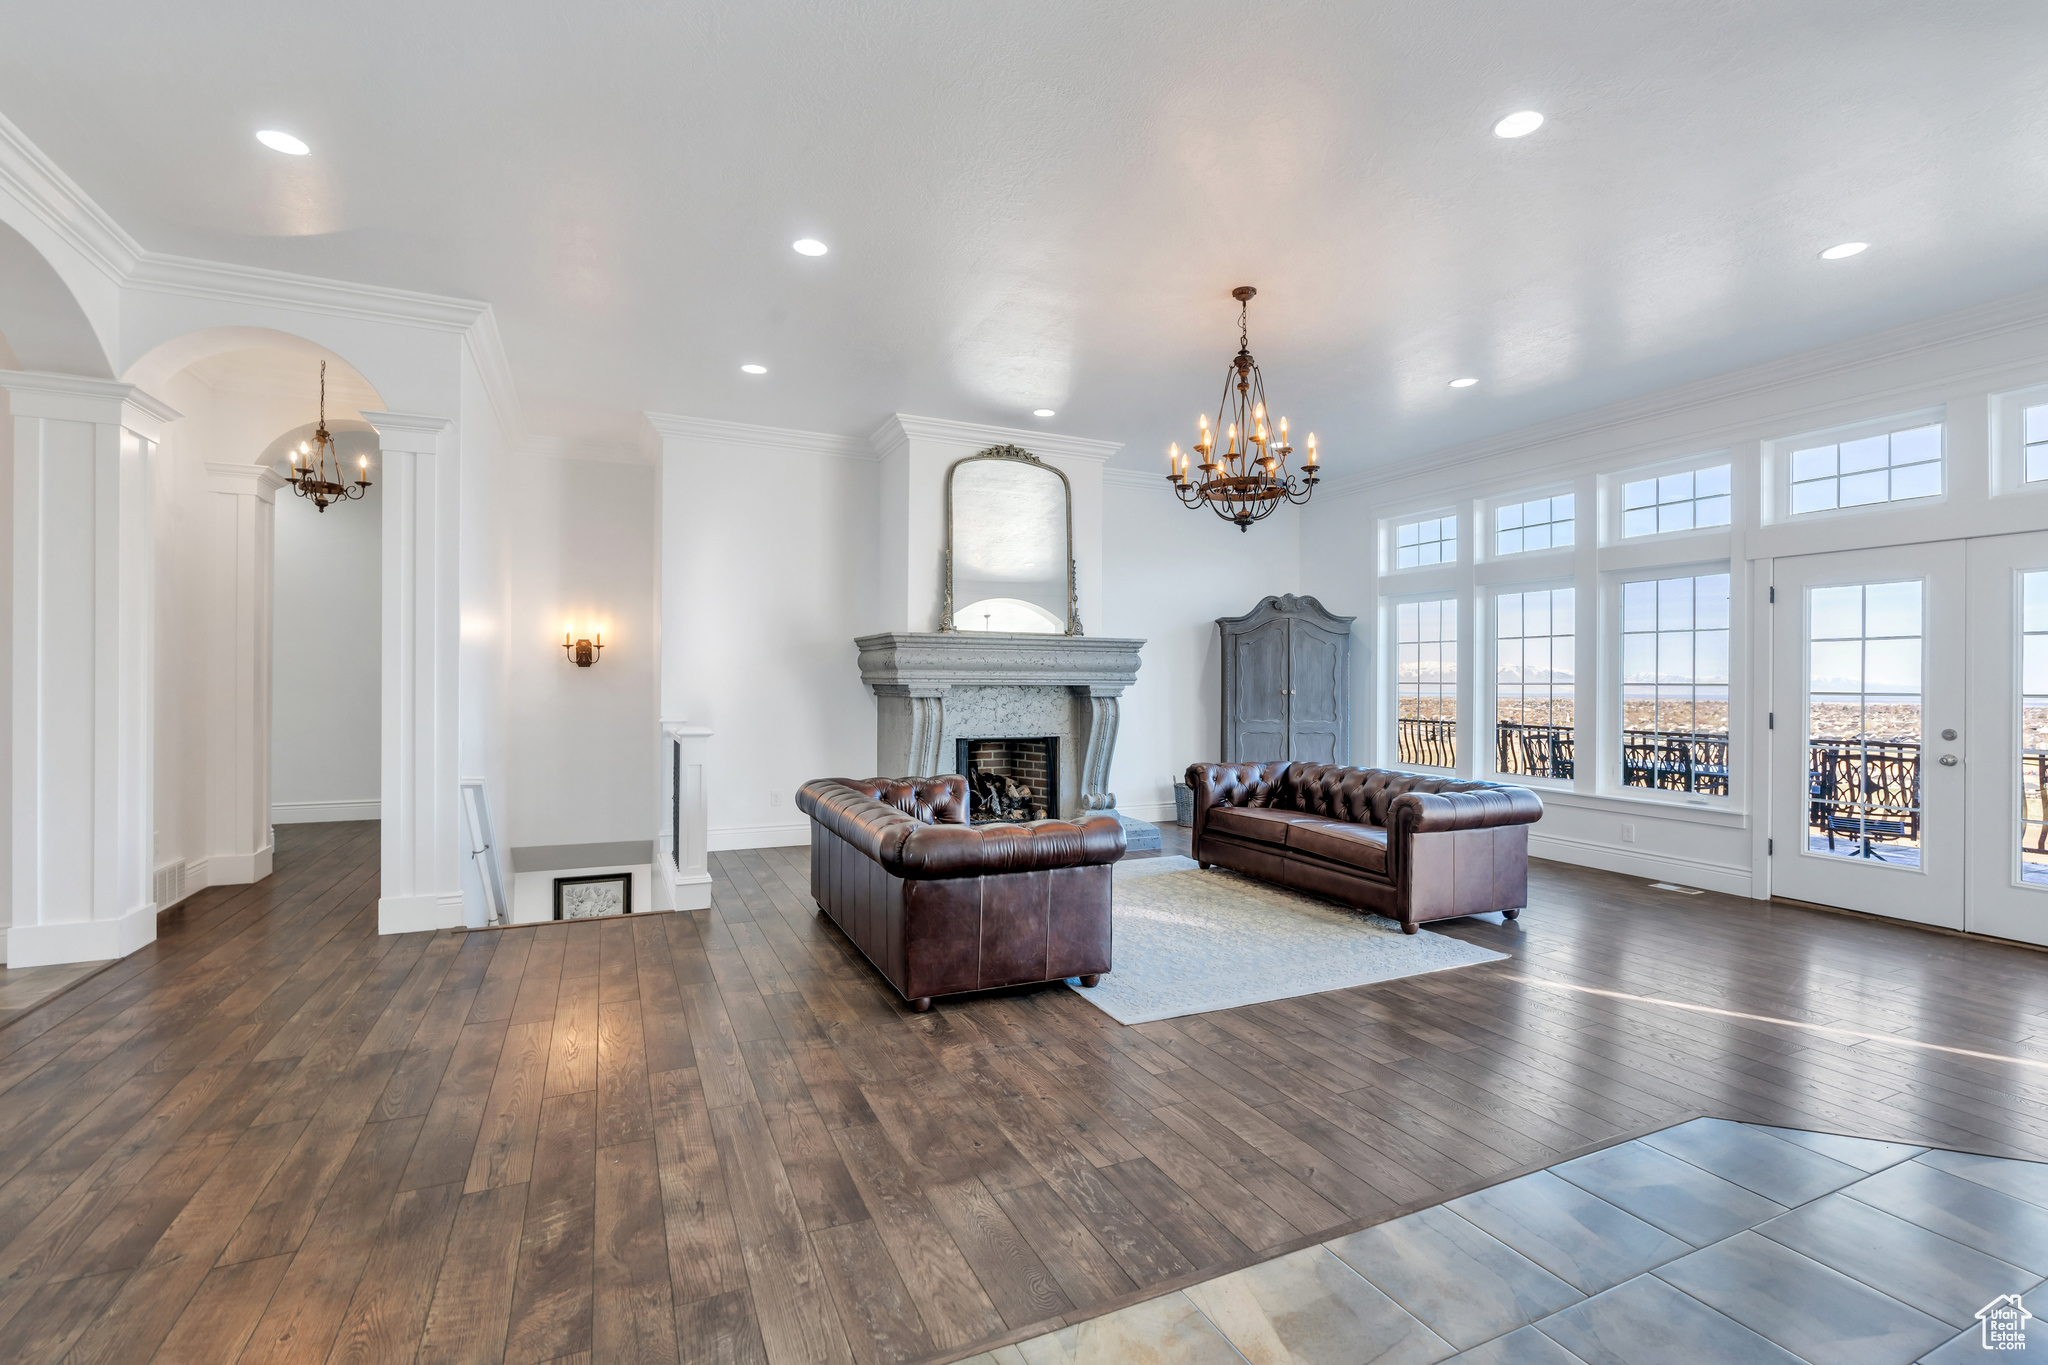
[795,775,1126,1011]
[1186,762,1543,933]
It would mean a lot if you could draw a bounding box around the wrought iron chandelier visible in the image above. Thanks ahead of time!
[288,361,372,512]
[1166,286,1320,531]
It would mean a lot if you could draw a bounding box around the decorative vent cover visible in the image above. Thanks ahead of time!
[154,860,186,909]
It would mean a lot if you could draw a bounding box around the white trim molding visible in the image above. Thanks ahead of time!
[873,412,1124,464]
[3,372,175,966]
[367,410,464,935]
[708,820,811,852]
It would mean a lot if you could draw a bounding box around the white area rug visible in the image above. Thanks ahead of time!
[1068,856,1508,1025]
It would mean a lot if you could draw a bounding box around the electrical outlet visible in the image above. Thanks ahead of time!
[769,790,783,807]
[1620,822,1637,844]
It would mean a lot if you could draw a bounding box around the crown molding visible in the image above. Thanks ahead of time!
[1324,282,2048,506]
[124,252,489,333]
[0,110,142,286]
[1101,467,1167,489]
[643,412,872,460]
[878,413,1123,464]
[460,306,527,444]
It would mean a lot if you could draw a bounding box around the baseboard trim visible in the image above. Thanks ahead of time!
[709,821,810,851]
[656,848,713,911]
[274,799,380,824]
[6,902,157,967]
[1116,801,1179,824]
[377,891,466,934]
[1529,830,1754,899]
[205,845,274,886]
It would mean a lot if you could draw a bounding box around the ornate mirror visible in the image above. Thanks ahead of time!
[943,445,1080,635]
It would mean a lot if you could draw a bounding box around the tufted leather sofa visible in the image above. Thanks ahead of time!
[1186,762,1543,933]
[795,775,1126,1011]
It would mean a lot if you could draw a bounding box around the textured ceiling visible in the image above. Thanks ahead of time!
[6,1,2047,472]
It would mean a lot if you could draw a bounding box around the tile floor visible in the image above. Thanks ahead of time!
[947,1119,2048,1365]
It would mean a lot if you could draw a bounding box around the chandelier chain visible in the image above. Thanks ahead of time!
[1164,287,1321,531]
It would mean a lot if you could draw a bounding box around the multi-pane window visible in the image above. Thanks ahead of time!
[1494,589,1574,779]
[1495,495,1575,556]
[1806,581,1922,864]
[1394,516,1457,569]
[1622,466,1733,537]
[2021,573,2048,884]
[2026,405,2048,483]
[1620,574,1731,795]
[1788,422,1942,514]
[1396,599,1458,768]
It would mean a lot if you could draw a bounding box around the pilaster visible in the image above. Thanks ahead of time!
[201,462,287,885]
[365,410,463,933]
[2,370,177,966]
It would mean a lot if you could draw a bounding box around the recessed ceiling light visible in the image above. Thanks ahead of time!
[740,364,767,375]
[1819,242,1868,260]
[256,130,310,156]
[1449,377,1479,388]
[1493,111,1544,139]
[792,239,828,256]
[1033,409,1055,417]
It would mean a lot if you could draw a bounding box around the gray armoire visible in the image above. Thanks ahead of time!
[1217,594,1356,763]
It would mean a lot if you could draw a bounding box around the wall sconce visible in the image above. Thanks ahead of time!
[564,629,603,667]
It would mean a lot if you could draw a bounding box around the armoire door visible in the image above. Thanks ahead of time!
[1289,619,1347,763]
[1229,617,1290,761]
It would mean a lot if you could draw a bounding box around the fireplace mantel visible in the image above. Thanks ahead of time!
[853,631,1158,849]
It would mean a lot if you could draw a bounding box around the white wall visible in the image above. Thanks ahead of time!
[505,448,658,849]
[659,420,880,849]
[1299,286,2048,899]
[457,345,515,922]
[272,475,381,819]
[1101,473,1307,823]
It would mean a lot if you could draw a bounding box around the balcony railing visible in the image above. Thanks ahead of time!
[1623,729,1730,796]
[1396,716,1457,768]
[1497,721,1576,780]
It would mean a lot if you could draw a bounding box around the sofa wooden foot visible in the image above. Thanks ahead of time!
[1400,921,1419,935]
[1078,974,1101,988]
[1502,907,1521,920]
[1198,861,1211,870]
[909,997,932,1013]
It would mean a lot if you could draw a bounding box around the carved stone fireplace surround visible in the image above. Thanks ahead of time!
[854,631,1161,850]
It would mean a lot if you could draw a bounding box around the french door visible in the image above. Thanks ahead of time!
[1770,534,2048,946]
[1769,543,1967,929]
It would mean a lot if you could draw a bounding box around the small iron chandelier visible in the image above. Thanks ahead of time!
[289,361,372,512]
[1166,286,1320,531]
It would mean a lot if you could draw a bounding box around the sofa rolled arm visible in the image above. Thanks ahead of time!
[1388,785,1545,837]
[797,779,922,865]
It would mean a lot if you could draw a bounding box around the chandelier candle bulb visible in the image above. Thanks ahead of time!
[1165,284,1322,529]
[288,361,372,513]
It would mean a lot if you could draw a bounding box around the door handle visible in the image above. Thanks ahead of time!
[1939,754,1959,767]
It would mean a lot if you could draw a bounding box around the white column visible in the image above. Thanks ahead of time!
[2,371,177,967]
[364,411,463,934]
[657,721,713,911]
[201,463,286,885]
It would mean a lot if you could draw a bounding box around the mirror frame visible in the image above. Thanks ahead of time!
[941,445,1082,636]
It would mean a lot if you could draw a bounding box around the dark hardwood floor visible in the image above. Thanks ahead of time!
[0,818,2046,1363]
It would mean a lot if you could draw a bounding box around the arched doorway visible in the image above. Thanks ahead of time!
[127,338,387,921]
